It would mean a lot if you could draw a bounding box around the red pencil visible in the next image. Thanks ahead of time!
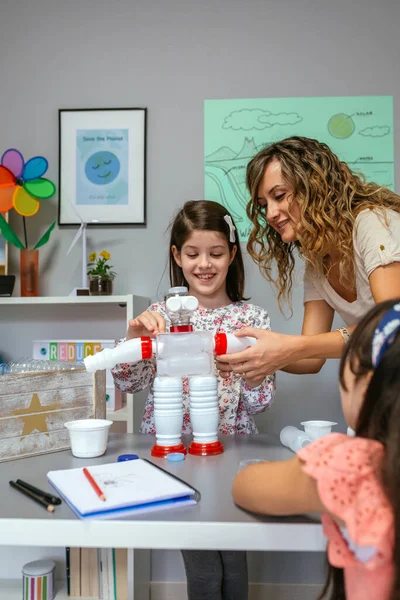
[82,467,106,501]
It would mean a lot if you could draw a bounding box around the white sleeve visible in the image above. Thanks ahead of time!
[354,209,400,278]
[303,263,323,304]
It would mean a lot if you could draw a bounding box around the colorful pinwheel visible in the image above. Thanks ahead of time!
[0,148,56,249]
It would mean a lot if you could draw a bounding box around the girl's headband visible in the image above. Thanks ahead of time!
[372,302,400,367]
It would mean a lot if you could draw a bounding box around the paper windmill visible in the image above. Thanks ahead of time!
[0,148,56,250]
[0,148,56,216]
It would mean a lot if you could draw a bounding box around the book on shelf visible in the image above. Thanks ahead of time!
[66,546,127,599]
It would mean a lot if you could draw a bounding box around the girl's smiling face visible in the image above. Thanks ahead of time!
[172,229,236,307]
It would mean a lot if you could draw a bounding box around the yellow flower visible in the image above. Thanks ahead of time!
[89,252,97,262]
[100,250,110,260]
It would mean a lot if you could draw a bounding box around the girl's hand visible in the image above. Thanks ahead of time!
[217,327,300,379]
[126,311,166,340]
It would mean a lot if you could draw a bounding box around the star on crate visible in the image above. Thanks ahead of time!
[12,393,58,438]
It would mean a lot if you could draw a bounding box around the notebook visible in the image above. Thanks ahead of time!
[47,459,199,519]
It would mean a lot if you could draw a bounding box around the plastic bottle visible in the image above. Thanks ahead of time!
[83,332,257,375]
[280,426,311,452]
[165,286,197,332]
[84,337,153,373]
[214,332,257,355]
[0,358,83,374]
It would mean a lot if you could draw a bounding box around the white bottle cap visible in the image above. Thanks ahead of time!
[181,296,199,311]
[166,296,182,312]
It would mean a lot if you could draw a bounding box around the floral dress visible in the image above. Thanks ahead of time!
[112,301,276,434]
[298,434,394,600]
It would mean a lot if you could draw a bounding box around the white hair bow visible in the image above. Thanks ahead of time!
[223,215,236,243]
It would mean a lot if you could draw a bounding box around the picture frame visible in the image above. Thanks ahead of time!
[0,213,8,275]
[58,108,147,226]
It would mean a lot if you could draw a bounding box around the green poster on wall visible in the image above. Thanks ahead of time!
[204,96,394,241]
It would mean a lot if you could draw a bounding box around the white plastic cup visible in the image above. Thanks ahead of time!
[301,420,337,441]
[280,426,311,452]
[154,377,183,391]
[153,409,183,445]
[190,406,219,443]
[64,419,113,458]
[189,376,218,391]
[189,401,218,410]
[189,390,218,398]
[153,377,183,447]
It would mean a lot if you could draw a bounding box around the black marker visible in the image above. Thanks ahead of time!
[16,479,61,505]
[10,481,55,512]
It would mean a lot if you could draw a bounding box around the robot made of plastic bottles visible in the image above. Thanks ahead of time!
[85,287,256,457]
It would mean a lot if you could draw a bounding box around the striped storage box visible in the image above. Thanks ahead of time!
[22,559,56,600]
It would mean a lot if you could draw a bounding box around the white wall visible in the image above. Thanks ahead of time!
[1,0,399,586]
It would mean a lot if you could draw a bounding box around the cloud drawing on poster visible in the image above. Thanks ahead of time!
[359,126,390,138]
[222,109,302,131]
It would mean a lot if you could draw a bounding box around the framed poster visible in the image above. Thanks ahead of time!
[58,108,146,226]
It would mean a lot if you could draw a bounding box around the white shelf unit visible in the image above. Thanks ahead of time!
[0,294,150,433]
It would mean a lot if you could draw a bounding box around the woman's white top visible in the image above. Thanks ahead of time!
[304,209,400,325]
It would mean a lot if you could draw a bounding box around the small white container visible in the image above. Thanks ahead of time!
[280,426,311,452]
[190,406,219,443]
[189,390,218,399]
[64,419,113,458]
[189,400,219,409]
[189,376,218,391]
[301,420,337,441]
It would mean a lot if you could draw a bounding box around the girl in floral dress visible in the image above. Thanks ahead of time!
[233,298,400,600]
[112,200,276,600]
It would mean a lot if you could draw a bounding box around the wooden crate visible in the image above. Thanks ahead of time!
[0,368,106,462]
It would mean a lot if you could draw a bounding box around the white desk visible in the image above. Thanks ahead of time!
[0,434,325,598]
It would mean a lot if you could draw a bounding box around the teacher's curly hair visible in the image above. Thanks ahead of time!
[245,136,400,310]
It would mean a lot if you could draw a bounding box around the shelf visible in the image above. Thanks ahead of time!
[0,295,130,306]
[107,406,128,422]
[0,580,98,599]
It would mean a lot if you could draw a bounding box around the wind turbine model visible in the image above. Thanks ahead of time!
[66,202,103,296]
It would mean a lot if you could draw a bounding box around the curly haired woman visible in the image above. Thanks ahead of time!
[217,136,400,379]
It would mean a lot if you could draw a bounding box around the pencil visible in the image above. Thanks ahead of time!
[83,467,106,501]
[9,481,55,512]
[16,479,62,505]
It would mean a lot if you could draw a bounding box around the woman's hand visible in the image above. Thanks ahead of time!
[217,327,301,379]
[126,311,166,340]
[215,358,265,388]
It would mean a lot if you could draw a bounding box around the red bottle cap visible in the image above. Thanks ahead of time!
[214,332,227,355]
[140,337,153,359]
[170,324,194,333]
[188,441,224,456]
[151,443,187,458]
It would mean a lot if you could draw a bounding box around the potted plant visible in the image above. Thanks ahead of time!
[87,250,116,295]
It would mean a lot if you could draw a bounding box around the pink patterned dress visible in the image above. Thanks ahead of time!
[298,433,394,600]
[112,301,276,434]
